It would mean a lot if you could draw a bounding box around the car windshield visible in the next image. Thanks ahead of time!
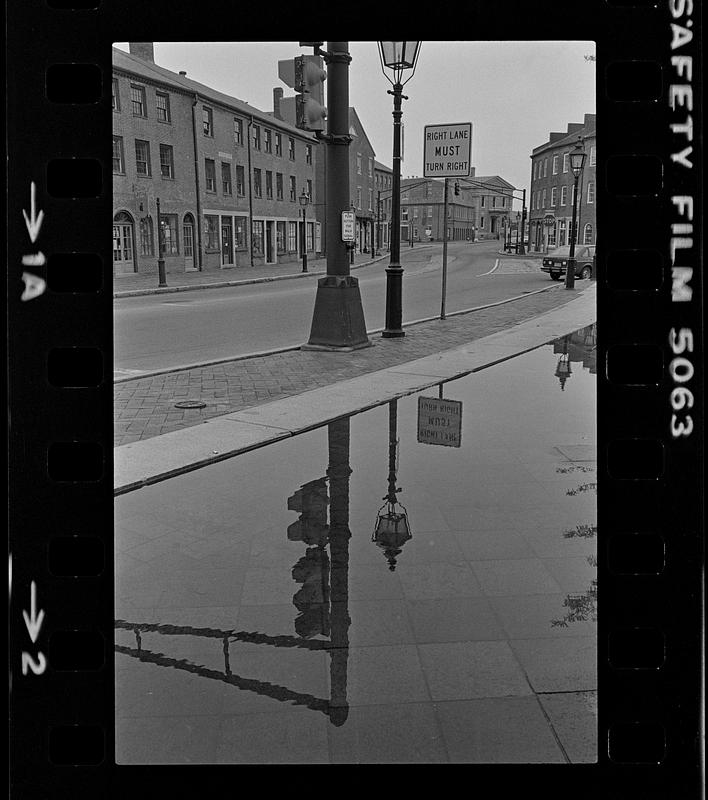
[549,246,571,257]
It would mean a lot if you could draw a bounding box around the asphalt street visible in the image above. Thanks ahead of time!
[114,241,551,375]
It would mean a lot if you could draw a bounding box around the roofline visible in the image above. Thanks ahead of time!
[112,48,317,142]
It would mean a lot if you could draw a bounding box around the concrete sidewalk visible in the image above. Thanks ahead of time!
[115,282,596,493]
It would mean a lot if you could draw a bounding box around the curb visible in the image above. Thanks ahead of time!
[114,284,596,494]
[114,281,568,383]
[113,249,439,298]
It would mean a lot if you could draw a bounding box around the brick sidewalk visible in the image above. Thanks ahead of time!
[114,285,580,447]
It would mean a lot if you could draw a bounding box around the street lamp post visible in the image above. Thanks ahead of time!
[299,188,310,272]
[566,138,587,290]
[519,188,527,255]
[375,191,381,256]
[378,41,421,339]
[155,196,167,287]
[515,211,521,252]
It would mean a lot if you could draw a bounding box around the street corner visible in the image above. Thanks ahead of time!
[494,258,544,275]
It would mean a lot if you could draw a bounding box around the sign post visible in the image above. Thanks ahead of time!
[423,123,473,320]
[341,210,355,243]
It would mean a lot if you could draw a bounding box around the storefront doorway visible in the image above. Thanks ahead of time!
[113,211,136,274]
[221,216,234,266]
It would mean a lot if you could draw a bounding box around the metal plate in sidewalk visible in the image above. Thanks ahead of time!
[417,396,462,447]
[174,399,207,409]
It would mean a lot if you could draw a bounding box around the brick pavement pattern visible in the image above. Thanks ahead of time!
[114,286,578,446]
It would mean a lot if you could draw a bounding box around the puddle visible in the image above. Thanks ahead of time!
[115,323,597,764]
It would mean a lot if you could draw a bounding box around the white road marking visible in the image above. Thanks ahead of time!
[477,259,499,277]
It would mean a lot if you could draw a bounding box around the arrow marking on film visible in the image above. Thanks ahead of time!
[22,581,45,644]
[22,182,45,243]
[21,272,47,302]
[22,252,46,267]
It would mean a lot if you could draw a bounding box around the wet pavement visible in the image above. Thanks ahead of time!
[115,324,597,764]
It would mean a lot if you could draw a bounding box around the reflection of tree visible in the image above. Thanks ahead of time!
[552,463,597,627]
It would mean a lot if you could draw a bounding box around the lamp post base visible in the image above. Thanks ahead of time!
[303,275,372,351]
[382,265,405,338]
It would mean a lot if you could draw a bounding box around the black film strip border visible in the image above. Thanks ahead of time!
[6,1,703,795]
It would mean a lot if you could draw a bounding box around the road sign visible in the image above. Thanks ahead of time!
[543,214,556,226]
[417,396,462,447]
[423,122,472,178]
[341,211,355,242]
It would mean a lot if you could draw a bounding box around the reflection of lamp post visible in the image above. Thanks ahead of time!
[372,400,412,570]
[555,335,573,391]
[299,188,310,273]
[379,41,421,339]
[566,138,587,290]
[155,196,167,287]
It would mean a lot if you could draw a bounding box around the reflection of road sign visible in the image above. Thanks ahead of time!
[417,396,462,447]
[341,211,355,242]
[423,122,472,177]
[543,214,556,226]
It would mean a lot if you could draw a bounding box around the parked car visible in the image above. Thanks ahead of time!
[541,245,595,280]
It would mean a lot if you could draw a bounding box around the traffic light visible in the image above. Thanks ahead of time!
[278,55,327,132]
[454,181,460,196]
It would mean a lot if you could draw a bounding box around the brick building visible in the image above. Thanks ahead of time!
[373,161,393,252]
[528,113,596,253]
[275,90,379,257]
[460,175,517,241]
[112,43,319,276]
[394,176,476,243]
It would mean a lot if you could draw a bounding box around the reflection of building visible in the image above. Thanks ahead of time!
[113,43,318,276]
[552,324,597,375]
[528,113,596,252]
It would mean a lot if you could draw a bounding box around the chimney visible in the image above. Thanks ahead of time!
[179,71,187,76]
[129,42,155,63]
[273,87,283,120]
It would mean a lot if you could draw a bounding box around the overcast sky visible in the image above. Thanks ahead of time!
[115,41,595,209]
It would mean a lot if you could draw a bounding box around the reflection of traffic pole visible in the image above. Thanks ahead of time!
[326,418,351,726]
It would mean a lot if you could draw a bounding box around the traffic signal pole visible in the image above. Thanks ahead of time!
[304,42,370,351]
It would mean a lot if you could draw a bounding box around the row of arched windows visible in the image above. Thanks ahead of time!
[113,210,196,268]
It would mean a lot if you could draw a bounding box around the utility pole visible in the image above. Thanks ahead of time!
[304,42,370,351]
